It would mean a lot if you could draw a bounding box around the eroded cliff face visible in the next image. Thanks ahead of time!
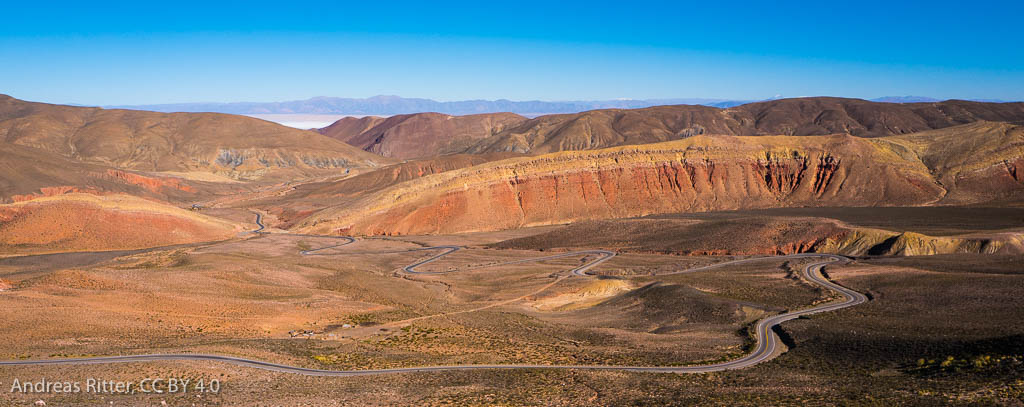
[295,134,947,236]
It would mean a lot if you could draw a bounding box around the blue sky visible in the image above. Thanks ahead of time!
[1,1,1022,104]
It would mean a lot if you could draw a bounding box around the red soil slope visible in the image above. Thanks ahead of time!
[0,194,242,254]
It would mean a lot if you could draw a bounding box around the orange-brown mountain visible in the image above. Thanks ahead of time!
[0,95,390,182]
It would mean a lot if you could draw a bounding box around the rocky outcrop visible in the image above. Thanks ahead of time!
[1006,159,1022,183]
[205,148,363,180]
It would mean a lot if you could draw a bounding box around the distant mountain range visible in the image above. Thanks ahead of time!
[105,95,1017,116]
[107,96,762,116]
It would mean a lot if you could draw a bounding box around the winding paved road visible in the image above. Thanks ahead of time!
[0,213,866,375]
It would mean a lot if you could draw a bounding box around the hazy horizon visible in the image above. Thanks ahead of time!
[5,93,1017,130]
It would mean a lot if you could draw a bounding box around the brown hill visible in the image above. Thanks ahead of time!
[464,97,1024,155]
[319,112,526,159]
[0,95,391,181]
[0,142,236,204]
[293,134,953,235]
[0,193,242,255]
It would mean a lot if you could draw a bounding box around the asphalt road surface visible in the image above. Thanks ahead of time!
[0,213,866,375]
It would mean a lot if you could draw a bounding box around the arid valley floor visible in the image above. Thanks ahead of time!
[3,205,1023,405]
[1,95,1024,405]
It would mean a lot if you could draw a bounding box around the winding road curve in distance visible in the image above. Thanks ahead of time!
[0,213,867,376]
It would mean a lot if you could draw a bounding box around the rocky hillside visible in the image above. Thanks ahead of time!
[319,112,526,159]
[293,133,966,235]
[881,121,1024,204]
[0,95,391,181]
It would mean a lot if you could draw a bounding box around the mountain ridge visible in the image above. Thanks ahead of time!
[320,97,1024,157]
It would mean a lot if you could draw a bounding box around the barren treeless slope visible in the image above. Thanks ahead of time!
[462,97,1024,154]
[881,121,1024,204]
[0,193,242,255]
[0,95,391,181]
[0,141,242,204]
[294,134,955,235]
[319,112,526,159]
